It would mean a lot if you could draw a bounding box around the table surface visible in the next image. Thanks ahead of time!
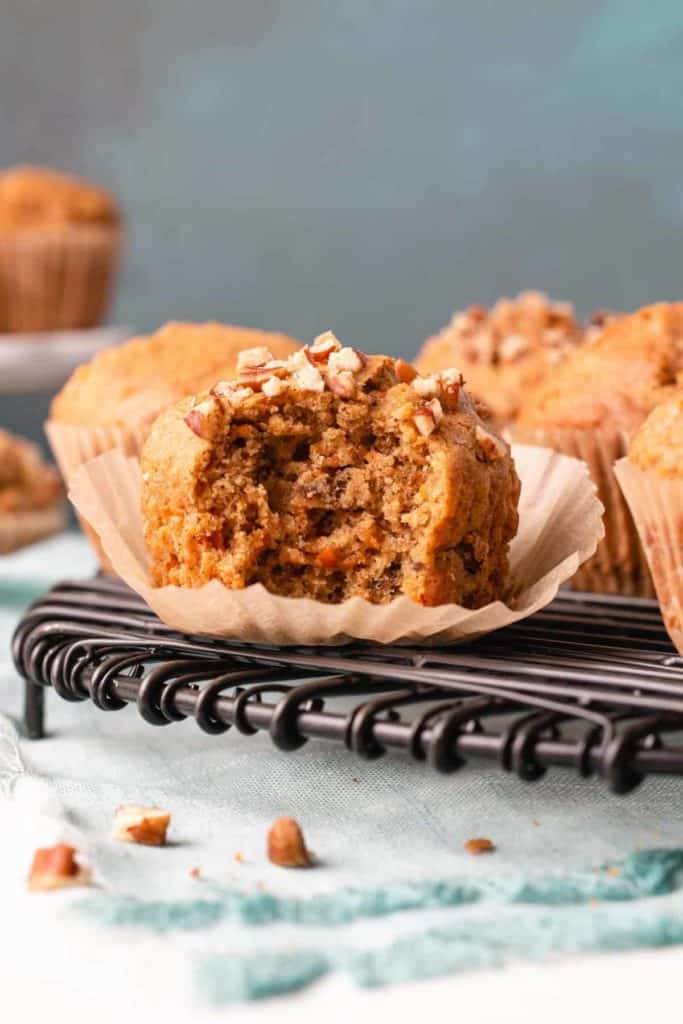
[1,534,682,1024]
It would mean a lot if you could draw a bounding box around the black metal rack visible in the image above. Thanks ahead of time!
[11,575,683,794]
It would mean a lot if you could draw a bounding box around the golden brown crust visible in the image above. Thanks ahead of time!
[141,339,520,607]
[415,291,581,425]
[50,321,302,429]
[517,302,683,435]
[0,165,120,230]
[629,392,683,477]
[0,429,63,514]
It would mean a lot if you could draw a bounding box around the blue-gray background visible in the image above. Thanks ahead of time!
[3,0,683,446]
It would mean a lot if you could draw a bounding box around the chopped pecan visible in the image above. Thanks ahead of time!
[184,396,221,439]
[475,424,506,462]
[113,804,171,846]
[267,816,313,868]
[464,837,495,855]
[236,346,274,372]
[395,359,417,383]
[28,843,90,891]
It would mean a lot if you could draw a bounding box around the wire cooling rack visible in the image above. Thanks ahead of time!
[11,575,683,793]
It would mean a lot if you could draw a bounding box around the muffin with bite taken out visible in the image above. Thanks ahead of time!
[141,332,521,607]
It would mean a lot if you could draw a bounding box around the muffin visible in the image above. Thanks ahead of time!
[415,291,582,426]
[0,429,65,553]
[514,302,683,595]
[0,165,121,332]
[142,333,520,606]
[47,320,301,568]
[616,394,683,651]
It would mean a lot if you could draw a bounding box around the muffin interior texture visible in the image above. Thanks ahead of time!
[142,339,520,607]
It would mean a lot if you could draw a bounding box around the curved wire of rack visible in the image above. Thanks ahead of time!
[12,575,683,794]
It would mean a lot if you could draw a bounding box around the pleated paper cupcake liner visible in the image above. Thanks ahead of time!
[511,424,654,597]
[615,459,683,654]
[0,502,66,555]
[45,418,149,572]
[66,444,604,646]
[0,226,120,333]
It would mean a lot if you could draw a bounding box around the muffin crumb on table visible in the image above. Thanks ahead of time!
[141,332,520,607]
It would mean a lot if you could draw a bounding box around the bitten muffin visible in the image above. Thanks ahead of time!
[0,429,65,553]
[0,165,122,332]
[142,334,520,607]
[515,302,683,595]
[415,291,582,425]
[47,320,301,569]
[616,393,683,652]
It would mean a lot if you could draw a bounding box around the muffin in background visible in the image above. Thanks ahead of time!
[141,334,520,606]
[0,429,65,554]
[415,291,582,426]
[47,320,302,569]
[514,302,683,596]
[0,165,121,332]
[616,394,683,653]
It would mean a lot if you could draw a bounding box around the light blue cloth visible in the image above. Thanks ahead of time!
[2,535,683,1008]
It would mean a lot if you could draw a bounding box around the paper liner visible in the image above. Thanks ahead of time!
[511,424,654,597]
[67,444,604,646]
[0,226,120,332]
[615,459,683,654]
[0,502,66,555]
[46,419,149,572]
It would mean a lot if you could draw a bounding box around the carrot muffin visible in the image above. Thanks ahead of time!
[0,429,65,553]
[616,393,683,652]
[47,320,301,568]
[141,333,520,607]
[415,291,582,426]
[515,302,683,595]
[0,165,121,332]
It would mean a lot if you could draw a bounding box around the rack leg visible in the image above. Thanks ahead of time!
[24,682,45,740]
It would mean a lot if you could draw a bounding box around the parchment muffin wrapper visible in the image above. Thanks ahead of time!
[0,501,66,555]
[511,424,654,597]
[0,226,120,333]
[67,444,604,646]
[615,459,683,654]
[45,418,149,573]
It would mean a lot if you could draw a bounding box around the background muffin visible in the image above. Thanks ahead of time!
[415,290,582,426]
[616,393,683,652]
[47,320,301,568]
[0,428,65,553]
[0,165,121,332]
[514,302,683,595]
[142,334,520,606]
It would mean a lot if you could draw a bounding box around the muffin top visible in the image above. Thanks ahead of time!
[0,165,120,231]
[629,392,683,478]
[50,321,302,429]
[516,302,683,435]
[0,429,63,514]
[415,290,582,424]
